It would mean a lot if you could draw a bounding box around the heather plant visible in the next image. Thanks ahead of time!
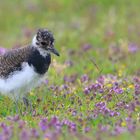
[0,0,140,139]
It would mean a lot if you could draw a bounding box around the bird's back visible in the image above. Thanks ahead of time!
[0,46,33,78]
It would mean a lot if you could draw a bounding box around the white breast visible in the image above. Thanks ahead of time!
[0,63,43,100]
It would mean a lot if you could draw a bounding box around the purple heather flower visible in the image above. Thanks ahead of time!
[59,84,69,91]
[95,83,102,89]
[103,108,110,115]
[72,110,77,116]
[135,84,140,89]
[0,123,6,128]
[7,114,20,122]
[94,102,121,117]
[44,79,49,85]
[20,129,30,140]
[3,126,12,135]
[124,104,129,109]
[81,74,89,82]
[110,111,120,117]
[84,127,90,133]
[114,82,119,86]
[98,124,110,132]
[65,60,73,67]
[97,76,105,84]
[128,102,135,112]
[84,87,90,95]
[128,43,138,53]
[55,123,62,131]
[51,116,58,124]
[89,83,102,91]
[18,120,26,129]
[99,89,104,93]
[0,124,13,140]
[31,128,39,138]
[135,84,140,95]
[104,93,112,102]
[41,116,62,132]
[127,123,136,133]
[133,77,140,83]
[116,101,125,109]
[113,126,126,135]
[44,132,53,139]
[82,44,92,51]
[49,116,59,127]
[135,100,140,105]
[62,119,71,126]
[113,87,123,94]
[0,47,6,55]
[69,122,77,132]
[0,134,4,140]
[95,102,106,108]
[125,117,132,122]
[44,131,59,140]
[49,85,59,91]
[63,74,77,83]
[13,114,20,121]
[62,119,77,132]
[39,118,48,132]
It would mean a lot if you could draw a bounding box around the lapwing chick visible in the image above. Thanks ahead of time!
[0,28,59,112]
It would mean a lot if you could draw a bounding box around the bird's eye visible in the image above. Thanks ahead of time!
[41,42,47,46]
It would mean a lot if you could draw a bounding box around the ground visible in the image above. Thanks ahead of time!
[0,0,140,139]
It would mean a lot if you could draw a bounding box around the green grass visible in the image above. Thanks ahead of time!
[0,0,140,139]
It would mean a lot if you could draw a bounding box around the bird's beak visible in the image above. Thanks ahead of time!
[48,46,60,56]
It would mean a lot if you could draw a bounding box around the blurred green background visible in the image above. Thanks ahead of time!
[0,1,140,139]
[1,0,140,48]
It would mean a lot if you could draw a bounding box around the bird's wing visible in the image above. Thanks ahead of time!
[0,46,33,78]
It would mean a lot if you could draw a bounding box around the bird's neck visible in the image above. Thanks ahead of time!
[36,47,50,57]
[28,49,51,75]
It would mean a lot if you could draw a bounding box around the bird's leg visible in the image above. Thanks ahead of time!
[14,100,19,113]
[23,97,33,113]
[14,99,22,114]
[23,97,28,111]
[12,94,21,114]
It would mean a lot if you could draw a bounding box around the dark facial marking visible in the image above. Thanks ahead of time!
[41,42,48,46]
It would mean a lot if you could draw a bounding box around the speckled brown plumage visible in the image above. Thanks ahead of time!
[0,46,34,78]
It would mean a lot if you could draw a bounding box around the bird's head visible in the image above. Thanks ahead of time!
[32,28,60,56]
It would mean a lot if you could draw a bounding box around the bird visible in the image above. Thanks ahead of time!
[0,28,60,112]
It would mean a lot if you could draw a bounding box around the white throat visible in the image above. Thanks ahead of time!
[32,35,49,57]
[32,35,38,47]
